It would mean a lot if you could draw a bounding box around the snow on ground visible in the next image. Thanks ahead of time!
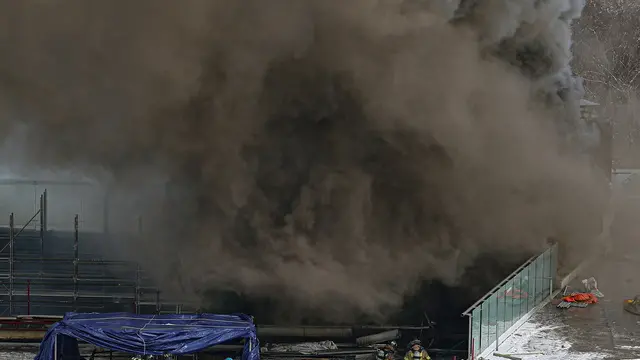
[0,351,36,360]
[481,321,610,360]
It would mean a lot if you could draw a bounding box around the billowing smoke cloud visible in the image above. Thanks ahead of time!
[0,0,608,320]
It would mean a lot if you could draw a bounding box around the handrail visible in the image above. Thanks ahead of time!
[461,253,538,317]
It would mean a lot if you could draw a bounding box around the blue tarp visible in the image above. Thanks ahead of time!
[34,312,259,360]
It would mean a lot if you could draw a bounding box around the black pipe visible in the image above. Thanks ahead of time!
[257,326,353,338]
[257,325,431,338]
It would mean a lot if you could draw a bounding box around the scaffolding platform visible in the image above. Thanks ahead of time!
[0,189,192,319]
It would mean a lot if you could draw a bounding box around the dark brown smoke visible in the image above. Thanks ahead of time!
[0,0,608,321]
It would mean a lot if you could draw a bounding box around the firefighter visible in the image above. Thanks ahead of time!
[376,347,390,360]
[388,341,399,360]
[376,343,395,360]
[389,341,398,351]
[404,340,431,360]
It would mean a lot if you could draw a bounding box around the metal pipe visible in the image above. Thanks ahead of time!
[257,326,354,338]
[471,338,475,360]
[135,264,140,315]
[156,290,161,314]
[467,313,472,360]
[13,209,42,239]
[74,214,79,311]
[356,329,400,346]
[0,179,94,186]
[103,187,110,235]
[27,279,31,315]
[43,189,48,233]
[39,193,44,259]
[9,213,14,316]
[6,258,133,265]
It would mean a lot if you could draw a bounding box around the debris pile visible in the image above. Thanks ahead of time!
[556,292,598,309]
[557,276,603,309]
[582,277,604,298]
[269,341,339,353]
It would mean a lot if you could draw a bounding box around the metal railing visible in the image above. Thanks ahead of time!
[462,243,558,359]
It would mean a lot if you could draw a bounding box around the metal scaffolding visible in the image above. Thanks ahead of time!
[0,189,189,317]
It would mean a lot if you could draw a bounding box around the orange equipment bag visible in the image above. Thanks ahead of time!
[561,292,598,304]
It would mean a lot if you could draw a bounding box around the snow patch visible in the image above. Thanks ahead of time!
[481,321,610,360]
[618,345,640,350]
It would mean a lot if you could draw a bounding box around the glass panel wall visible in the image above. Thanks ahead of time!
[465,243,558,358]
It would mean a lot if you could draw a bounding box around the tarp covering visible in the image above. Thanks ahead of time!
[34,312,259,360]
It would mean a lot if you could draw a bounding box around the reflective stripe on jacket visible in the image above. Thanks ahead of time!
[404,350,431,360]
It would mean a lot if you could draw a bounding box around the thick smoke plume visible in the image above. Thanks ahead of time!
[0,0,608,320]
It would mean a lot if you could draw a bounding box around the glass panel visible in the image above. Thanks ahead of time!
[487,293,498,350]
[527,260,537,309]
[542,249,553,299]
[471,307,482,358]
[542,249,552,298]
[501,279,513,332]
[550,244,558,289]
[534,254,545,304]
[466,244,559,358]
[510,272,523,321]
[481,299,490,354]
[496,282,506,343]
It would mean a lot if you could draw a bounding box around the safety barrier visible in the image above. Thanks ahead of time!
[461,243,558,359]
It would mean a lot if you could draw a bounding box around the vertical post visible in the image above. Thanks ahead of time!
[43,189,48,233]
[495,295,499,352]
[467,315,472,360]
[9,213,14,316]
[518,273,523,318]
[156,290,161,314]
[135,264,140,315]
[103,187,110,234]
[54,334,57,360]
[39,193,44,259]
[471,338,475,360]
[550,248,555,296]
[73,215,79,311]
[478,307,482,355]
[502,283,507,348]
[27,279,31,315]
[533,259,538,304]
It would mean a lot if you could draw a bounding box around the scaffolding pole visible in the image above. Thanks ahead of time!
[0,208,192,315]
[135,264,140,315]
[39,191,44,259]
[156,290,161,314]
[73,214,79,311]
[103,187,110,234]
[9,213,14,316]
[43,189,48,233]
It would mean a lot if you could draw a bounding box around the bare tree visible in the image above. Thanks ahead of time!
[573,0,640,101]
[573,0,640,166]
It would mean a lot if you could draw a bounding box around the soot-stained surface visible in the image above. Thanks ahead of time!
[204,252,531,353]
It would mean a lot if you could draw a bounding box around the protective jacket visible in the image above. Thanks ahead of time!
[404,349,431,360]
